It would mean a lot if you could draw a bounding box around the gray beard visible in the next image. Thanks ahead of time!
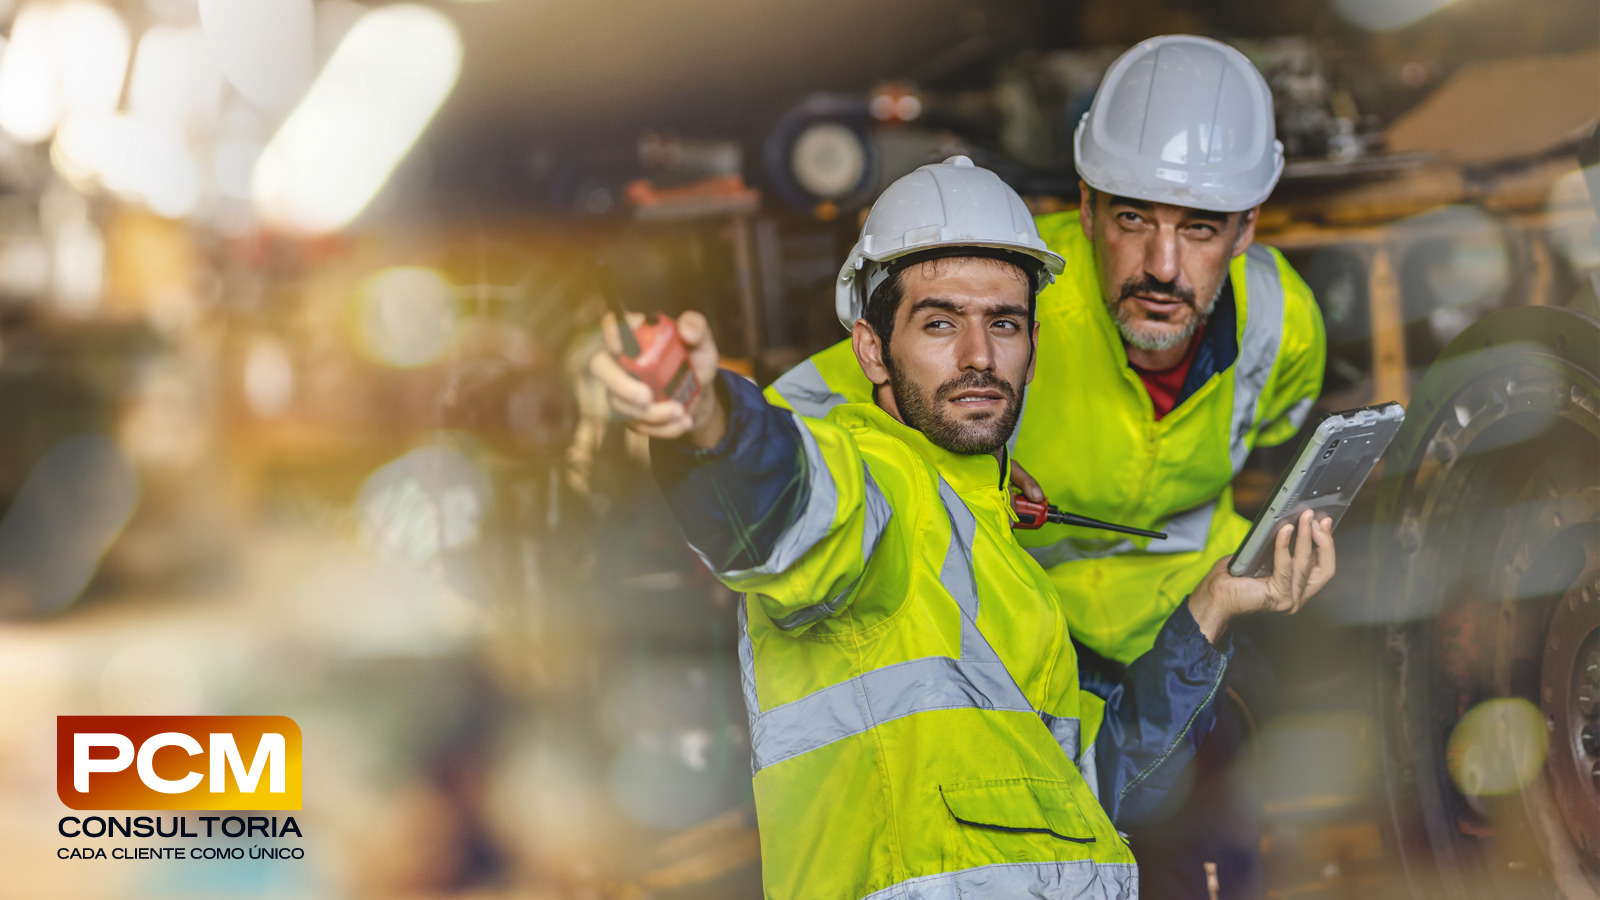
[1111,281,1224,353]
[1114,306,1209,352]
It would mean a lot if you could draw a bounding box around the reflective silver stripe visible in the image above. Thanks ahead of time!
[749,654,1034,770]
[770,466,892,631]
[736,600,761,774]
[742,477,1034,774]
[859,860,1138,900]
[1229,244,1287,471]
[1039,712,1081,761]
[709,415,840,581]
[935,479,980,621]
[772,358,851,419]
[934,480,1003,660]
[1024,499,1216,568]
[1283,395,1314,432]
[1078,742,1101,804]
[736,602,760,712]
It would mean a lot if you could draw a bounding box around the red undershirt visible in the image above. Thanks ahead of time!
[1130,321,1206,421]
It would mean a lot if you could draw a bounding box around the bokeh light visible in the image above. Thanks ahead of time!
[252,3,462,235]
[49,204,104,314]
[1395,204,1511,346]
[196,0,313,112]
[0,435,139,619]
[1331,0,1460,32]
[243,338,295,418]
[128,24,224,129]
[1446,697,1548,797]
[1259,711,1377,820]
[52,114,204,219]
[1547,166,1600,272]
[99,642,203,715]
[356,266,460,368]
[357,443,491,565]
[0,1,130,144]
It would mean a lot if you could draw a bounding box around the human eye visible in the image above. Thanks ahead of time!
[1185,222,1219,239]
[991,318,1020,333]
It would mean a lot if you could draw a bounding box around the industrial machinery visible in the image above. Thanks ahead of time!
[1370,307,1598,898]
[1367,114,1599,897]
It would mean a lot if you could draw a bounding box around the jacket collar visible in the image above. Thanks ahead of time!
[833,401,1009,494]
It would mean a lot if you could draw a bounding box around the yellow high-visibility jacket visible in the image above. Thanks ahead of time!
[767,216,1325,667]
[672,394,1140,899]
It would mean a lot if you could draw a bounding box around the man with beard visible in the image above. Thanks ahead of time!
[592,155,1334,900]
[767,36,1326,898]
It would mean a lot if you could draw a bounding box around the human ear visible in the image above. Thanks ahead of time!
[852,319,890,387]
[1078,180,1094,238]
[1024,320,1039,386]
[1231,207,1260,258]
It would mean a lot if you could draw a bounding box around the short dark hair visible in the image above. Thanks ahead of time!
[862,252,1041,358]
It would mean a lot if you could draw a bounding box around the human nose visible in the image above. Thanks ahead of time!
[1143,227,1181,286]
[955,321,994,372]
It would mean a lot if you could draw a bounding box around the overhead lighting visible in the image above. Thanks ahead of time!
[53,114,203,219]
[55,2,130,116]
[1331,0,1460,32]
[196,0,314,113]
[214,137,263,200]
[0,6,60,143]
[0,1,130,144]
[252,4,462,236]
[129,25,224,129]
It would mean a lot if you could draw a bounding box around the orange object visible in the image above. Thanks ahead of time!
[618,312,699,407]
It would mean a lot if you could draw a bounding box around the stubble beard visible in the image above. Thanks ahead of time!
[1108,275,1221,353]
[885,354,1024,455]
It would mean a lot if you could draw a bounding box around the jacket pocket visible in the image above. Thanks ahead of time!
[939,778,1096,844]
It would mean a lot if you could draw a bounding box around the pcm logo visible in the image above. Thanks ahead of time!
[57,716,302,811]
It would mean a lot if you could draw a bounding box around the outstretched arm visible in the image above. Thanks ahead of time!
[590,311,809,572]
[590,312,890,630]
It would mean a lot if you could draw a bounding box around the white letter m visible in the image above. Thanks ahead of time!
[208,733,285,793]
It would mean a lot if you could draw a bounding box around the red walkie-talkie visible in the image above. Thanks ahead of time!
[604,293,700,408]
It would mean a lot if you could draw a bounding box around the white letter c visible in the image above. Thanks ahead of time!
[136,732,203,794]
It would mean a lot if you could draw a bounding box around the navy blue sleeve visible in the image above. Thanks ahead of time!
[649,370,812,573]
[1092,600,1233,825]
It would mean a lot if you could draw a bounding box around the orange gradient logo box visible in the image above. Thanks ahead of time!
[57,716,301,811]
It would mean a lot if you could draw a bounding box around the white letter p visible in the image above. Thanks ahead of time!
[74,733,134,793]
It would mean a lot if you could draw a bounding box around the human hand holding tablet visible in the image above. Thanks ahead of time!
[1228,403,1406,578]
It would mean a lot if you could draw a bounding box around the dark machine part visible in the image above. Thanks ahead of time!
[1370,306,1600,899]
[761,90,1082,217]
[763,94,883,215]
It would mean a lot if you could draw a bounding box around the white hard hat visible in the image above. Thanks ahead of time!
[835,155,1065,331]
[1074,35,1284,213]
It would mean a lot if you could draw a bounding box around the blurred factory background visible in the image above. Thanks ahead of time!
[0,0,1594,897]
